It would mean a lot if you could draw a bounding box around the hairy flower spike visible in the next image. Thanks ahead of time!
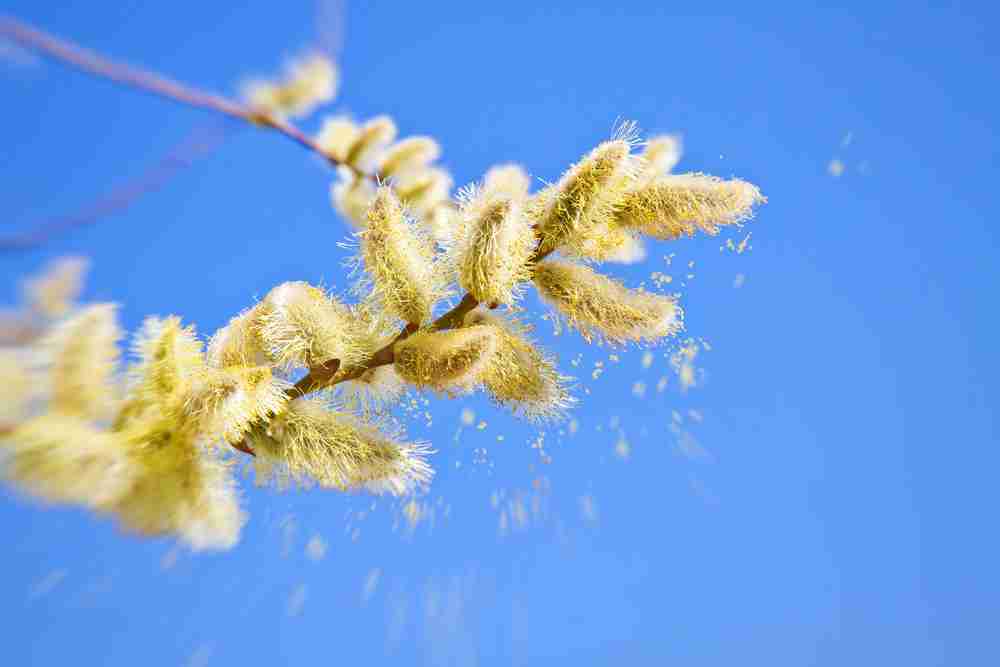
[249,398,432,495]
[257,282,366,369]
[532,135,639,256]
[206,305,267,368]
[359,188,446,325]
[345,116,397,171]
[637,134,683,185]
[1,414,134,509]
[533,260,683,345]
[379,136,441,179]
[0,352,30,424]
[455,184,534,305]
[616,173,764,239]
[22,256,89,319]
[464,310,574,421]
[125,316,203,414]
[113,426,245,550]
[185,366,290,444]
[244,53,338,118]
[483,164,531,200]
[331,171,377,227]
[316,116,361,163]
[393,326,498,393]
[43,303,121,420]
[394,167,453,217]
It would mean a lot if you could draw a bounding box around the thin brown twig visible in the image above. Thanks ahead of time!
[0,119,234,251]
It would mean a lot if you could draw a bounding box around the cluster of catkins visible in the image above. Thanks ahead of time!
[0,53,764,550]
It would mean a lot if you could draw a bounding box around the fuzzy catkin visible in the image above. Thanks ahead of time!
[184,366,289,444]
[249,398,431,495]
[456,187,535,306]
[44,303,122,420]
[359,188,444,325]
[244,53,338,118]
[22,256,89,319]
[533,260,682,345]
[125,316,204,415]
[394,167,453,217]
[256,282,366,369]
[637,134,683,185]
[617,173,764,239]
[464,310,574,421]
[206,305,267,368]
[393,326,498,393]
[379,136,441,178]
[533,137,638,256]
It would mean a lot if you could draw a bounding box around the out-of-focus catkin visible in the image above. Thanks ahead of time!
[244,53,338,119]
[455,185,535,306]
[249,398,431,495]
[22,256,89,319]
[617,173,764,239]
[206,305,267,368]
[394,326,498,393]
[124,316,203,415]
[533,260,682,344]
[43,303,121,420]
[636,134,683,185]
[257,282,366,369]
[359,188,445,326]
[464,310,574,421]
[379,136,441,179]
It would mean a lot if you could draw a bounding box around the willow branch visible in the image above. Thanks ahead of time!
[0,15,374,178]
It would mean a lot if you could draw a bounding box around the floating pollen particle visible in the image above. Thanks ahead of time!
[393,326,498,393]
[532,260,682,345]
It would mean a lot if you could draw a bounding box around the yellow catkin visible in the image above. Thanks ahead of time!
[316,116,360,163]
[379,136,441,178]
[22,256,89,319]
[184,366,289,444]
[340,365,405,415]
[244,53,338,118]
[331,171,377,227]
[0,351,30,424]
[249,398,432,495]
[484,164,531,200]
[394,167,453,217]
[206,305,267,368]
[124,316,204,416]
[464,310,574,421]
[113,424,245,550]
[1,414,134,509]
[256,282,366,369]
[532,134,639,256]
[393,326,498,393]
[344,116,397,170]
[359,188,446,325]
[456,185,535,306]
[43,303,122,420]
[616,173,765,239]
[533,260,683,345]
[637,134,683,185]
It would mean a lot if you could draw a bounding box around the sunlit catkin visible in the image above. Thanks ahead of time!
[456,185,534,306]
[1,414,134,509]
[347,116,397,171]
[257,282,366,369]
[244,53,338,118]
[394,326,498,393]
[206,305,267,368]
[379,136,441,178]
[617,173,764,239]
[464,310,574,421]
[359,188,444,325]
[533,260,682,344]
[0,352,30,424]
[636,134,683,185]
[113,427,245,550]
[394,167,453,217]
[125,316,203,414]
[483,164,531,200]
[331,171,377,227]
[532,135,638,256]
[185,366,289,444]
[249,398,432,495]
[22,256,89,319]
[43,303,121,420]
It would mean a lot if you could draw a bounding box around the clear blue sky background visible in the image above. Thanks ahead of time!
[1,1,997,664]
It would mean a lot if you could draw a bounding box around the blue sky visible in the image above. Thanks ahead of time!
[1,1,997,664]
